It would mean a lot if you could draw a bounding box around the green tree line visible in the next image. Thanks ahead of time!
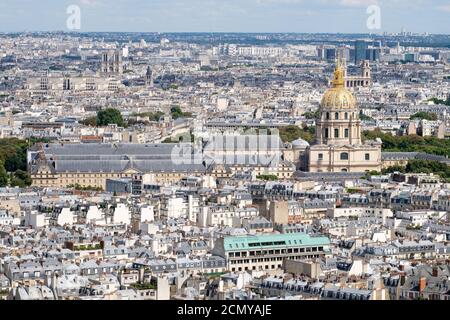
[0,138,34,187]
[278,125,316,144]
[363,129,450,156]
[80,107,193,127]
[382,159,450,182]
[410,112,438,121]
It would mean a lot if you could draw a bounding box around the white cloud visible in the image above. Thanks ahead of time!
[256,0,304,3]
[80,0,100,6]
[437,4,450,12]
[338,0,379,7]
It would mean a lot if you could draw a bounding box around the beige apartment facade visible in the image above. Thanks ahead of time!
[29,142,297,189]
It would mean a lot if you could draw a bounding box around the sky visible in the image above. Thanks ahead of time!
[0,0,449,34]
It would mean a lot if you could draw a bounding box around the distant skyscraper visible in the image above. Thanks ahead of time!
[337,47,350,62]
[325,48,337,62]
[317,46,325,60]
[354,40,368,64]
[366,48,381,61]
[122,46,129,58]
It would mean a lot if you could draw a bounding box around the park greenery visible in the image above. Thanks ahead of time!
[74,244,102,251]
[81,107,193,127]
[278,125,315,144]
[256,174,279,181]
[81,108,126,127]
[130,282,157,290]
[382,159,450,182]
[67,184,103,192]
[410,112,438,121]
[171,105,192,119]
[359,113,375,121]
[429,97,450,106]
[303,110,320,119]
[96,108,126,127]
[363,129,450,157]
[0,138,34,188]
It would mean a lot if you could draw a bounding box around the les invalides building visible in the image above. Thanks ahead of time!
[308,58,382,173]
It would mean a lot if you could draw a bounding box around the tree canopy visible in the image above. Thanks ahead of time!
[363,129,450,156]
[96,108,125,127]
[0,138,33,187]
[383,160,450,182]
[80,116,97,127]
[278,125,315,144]
[360,113,375,121]
[0,161,7,187]
[429,97,450,106]
[410,112,438,121]
[170,106,192,120]
[257,174,279,181]
[303,110,320,120]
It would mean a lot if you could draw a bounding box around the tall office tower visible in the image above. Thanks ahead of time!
[122,46,129,58]
[100,50,123,76]
[227,44,238,56]
[325,48,337,62]
[337,47,350,62]
[366,48,381,61]
[354,40,368,64]
[317,46,325,60]
[308,57,381,173]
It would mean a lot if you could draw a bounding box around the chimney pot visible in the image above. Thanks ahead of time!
[419,277,427,293]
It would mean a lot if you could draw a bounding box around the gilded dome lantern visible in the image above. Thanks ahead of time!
[321,55,357,110]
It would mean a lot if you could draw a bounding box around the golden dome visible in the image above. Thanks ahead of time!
[321,59,356,110]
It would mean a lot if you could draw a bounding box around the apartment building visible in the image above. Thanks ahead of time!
[212,233,330,272]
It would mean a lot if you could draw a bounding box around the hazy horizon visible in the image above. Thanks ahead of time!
[0,0,449,34]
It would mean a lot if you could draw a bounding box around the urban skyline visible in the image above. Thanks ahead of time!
[0,0,450,306]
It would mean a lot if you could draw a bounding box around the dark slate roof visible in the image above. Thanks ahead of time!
[34,143,207,173]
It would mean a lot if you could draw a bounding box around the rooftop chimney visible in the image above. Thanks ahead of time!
[432,267,438,277]
[419,277,427,293]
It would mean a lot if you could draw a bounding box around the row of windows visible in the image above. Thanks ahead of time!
[323,128,350,139]
[230,257,283,264]
[232,265,282,272]
[324,112,354,120]
[318,153,370,161]
[228,246,323,257]
[230,255,321,272]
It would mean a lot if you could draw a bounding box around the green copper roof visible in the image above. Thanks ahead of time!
[223,233,330,251]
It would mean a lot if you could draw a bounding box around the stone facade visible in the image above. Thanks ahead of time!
[309,59,382,173]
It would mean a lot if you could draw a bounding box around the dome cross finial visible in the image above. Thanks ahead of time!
[332,51,345,88]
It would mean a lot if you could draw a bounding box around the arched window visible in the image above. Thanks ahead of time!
[340,152,349,160]
[341,168,348,172]
[326,112,330,120]
[335,112,339,120]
